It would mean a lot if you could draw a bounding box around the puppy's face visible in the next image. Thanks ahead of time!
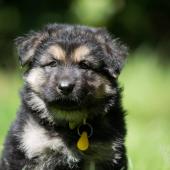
[16,24,128,122]
[27,44,113,109]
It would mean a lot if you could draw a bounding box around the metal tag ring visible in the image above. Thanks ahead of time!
[77,123,93,138]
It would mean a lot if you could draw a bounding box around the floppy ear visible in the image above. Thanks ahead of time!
[15,31,45,66]
[95,28,128,78]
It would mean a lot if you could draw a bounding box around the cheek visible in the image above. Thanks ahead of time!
[86,72,114,97]
[104,84,115,95]
[25,68,47,93]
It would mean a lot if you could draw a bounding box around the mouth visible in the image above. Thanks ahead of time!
[47,92,105,112]
[48,99,82,111]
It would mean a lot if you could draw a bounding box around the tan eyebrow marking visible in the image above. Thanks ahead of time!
[73,46,90,62]
[47,45,66,61]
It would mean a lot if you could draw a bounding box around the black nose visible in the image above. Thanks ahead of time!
[58,81,75,95]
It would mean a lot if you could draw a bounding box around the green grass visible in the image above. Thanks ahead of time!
[0,50,170,169]
[0,71,22,146]
[120,50,170,170]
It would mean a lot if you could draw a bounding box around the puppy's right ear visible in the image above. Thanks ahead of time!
[15,31,44,67]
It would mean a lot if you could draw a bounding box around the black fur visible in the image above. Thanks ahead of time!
[0,24,128,170]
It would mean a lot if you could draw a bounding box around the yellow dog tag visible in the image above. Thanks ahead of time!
[77,131,89,151]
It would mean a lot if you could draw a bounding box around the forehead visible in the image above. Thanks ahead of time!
[37,27,105,63]
[44,44,92,62]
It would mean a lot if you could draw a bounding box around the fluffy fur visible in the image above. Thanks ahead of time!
[0,24,128,170]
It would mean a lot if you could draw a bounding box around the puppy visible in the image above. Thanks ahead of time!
[0,24,128,170]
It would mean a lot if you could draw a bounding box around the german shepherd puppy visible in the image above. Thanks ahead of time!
[0,24,128,170]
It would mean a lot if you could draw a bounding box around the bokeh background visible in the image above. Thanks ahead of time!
[0,0,170,169]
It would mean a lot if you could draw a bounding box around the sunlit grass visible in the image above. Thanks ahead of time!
[120,49,170,170]
[0,70,22,145]
[0,49,170,169]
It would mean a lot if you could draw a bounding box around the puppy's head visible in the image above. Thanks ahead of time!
[15,24,128,123]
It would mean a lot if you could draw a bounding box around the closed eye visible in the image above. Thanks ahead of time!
[79,60,90,69]
[42,60,59,67]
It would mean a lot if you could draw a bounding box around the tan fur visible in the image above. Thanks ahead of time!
[25,68,46,93]
[87,75,113,97]
[73,46,90,62]
[20,116,63,158]
[24,48,35,64]
[47,45,66,61]
[19,116,78,164]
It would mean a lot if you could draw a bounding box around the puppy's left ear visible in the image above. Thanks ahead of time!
[95,28,128,78]
[15,31,44,67]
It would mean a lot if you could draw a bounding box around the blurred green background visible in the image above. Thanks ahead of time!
[0,0,170,169]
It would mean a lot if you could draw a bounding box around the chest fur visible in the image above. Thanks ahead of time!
[19,117,79,168]
[18,116,120,169]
